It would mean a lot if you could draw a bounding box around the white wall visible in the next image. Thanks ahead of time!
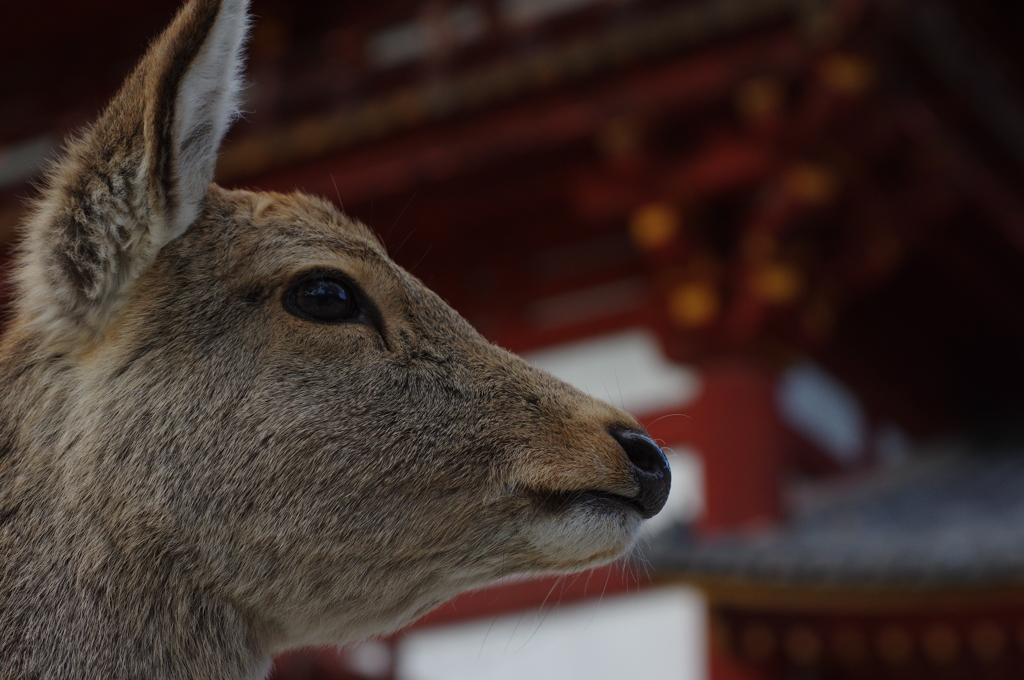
[397,586,707,680]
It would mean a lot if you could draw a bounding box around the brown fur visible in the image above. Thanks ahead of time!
[0,2,668,679]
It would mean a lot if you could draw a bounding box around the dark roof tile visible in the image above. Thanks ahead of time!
[646,451,1024,587]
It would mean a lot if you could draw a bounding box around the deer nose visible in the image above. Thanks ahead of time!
[610,429,671,519]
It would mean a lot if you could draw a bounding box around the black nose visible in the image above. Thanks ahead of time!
[610,429,671,519]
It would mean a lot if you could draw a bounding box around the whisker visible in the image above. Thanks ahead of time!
[480,534,518,659]
[409,242,434,275]
[387,191,419,254]
[329,173,344,212]
[582,566,597,598]
[514,576,565,653]
[596,566,614,607]
[644,413,691,429]
[503,607,530,655]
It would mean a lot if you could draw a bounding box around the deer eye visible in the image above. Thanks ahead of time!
[285,275,357,323]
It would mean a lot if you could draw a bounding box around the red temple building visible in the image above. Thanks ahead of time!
[4,0,1024,678]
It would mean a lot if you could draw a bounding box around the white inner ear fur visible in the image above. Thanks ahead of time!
[169,0,250,240]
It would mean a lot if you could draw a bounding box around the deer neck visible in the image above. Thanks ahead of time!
[0,508,275,680]
[0,344,275,680]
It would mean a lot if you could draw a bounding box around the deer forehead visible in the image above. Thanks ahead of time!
[221,189,393,279]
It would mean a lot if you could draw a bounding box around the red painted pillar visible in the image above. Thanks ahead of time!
[709,646,781,680]
[682,358,789,680]
[685,358,788,533]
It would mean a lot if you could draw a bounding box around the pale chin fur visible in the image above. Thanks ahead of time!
[527,503,644,572]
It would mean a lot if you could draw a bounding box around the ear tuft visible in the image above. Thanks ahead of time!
[15,0,250,348]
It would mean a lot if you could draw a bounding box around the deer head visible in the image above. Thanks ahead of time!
[0,1,670,678]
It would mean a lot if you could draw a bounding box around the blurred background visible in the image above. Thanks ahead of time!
[4,0,1024,678]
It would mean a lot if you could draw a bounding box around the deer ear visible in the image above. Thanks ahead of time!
[17,0,249,347]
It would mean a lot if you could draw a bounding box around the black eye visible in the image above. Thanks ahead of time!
[285,276,357,323]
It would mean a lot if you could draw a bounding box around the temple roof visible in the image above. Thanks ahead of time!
[648,449,1024,588]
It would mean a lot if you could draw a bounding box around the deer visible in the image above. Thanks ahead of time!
[0,1,671,678]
